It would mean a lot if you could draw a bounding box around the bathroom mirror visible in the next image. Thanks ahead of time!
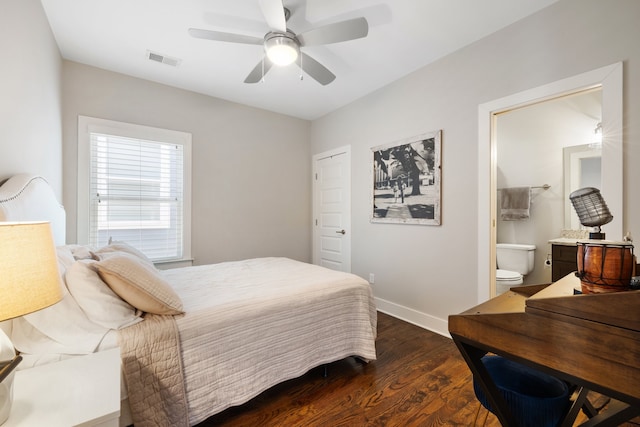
[563,143,602,230]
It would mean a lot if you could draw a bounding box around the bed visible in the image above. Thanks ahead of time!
[0,174,377,427]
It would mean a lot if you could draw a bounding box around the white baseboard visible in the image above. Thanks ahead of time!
[374,297,451,338]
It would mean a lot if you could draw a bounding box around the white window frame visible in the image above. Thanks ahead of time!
[77,116,192,263]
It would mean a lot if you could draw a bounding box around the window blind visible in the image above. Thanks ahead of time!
[89,132,184,261]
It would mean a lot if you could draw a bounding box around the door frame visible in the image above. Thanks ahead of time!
[476,62,623,303]
[312,145,352,271]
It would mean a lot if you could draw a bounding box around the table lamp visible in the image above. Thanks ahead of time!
[0,222,63,424]
[569,187,613,240]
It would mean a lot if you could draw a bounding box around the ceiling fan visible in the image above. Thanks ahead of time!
[188,0,369,85]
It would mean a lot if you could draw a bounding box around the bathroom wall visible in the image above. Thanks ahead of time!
[496,90,602,285]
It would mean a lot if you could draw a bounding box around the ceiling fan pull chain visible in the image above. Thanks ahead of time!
[299,54,304,81]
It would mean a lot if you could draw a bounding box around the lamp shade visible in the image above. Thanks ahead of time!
[569,187,613,227]
[0,222,63,321]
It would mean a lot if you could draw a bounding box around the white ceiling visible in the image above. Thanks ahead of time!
[40,0,559,120]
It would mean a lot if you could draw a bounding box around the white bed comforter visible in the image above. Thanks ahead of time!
[162,257,377,425]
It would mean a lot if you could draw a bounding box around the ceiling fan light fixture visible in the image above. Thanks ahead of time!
[265,33,299,66]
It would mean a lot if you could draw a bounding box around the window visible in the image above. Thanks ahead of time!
[78,116,191,262]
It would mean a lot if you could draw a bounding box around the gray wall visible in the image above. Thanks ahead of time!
[310,0,640,334]
[1,0,311,266]
[0,0,62,196]
[62,62,311,265]
[4,0,640,337]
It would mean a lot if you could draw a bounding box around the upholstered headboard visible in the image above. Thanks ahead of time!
[0,174,66,245]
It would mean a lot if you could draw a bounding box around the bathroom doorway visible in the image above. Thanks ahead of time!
[476,62,623,302]
[494,88,602,288]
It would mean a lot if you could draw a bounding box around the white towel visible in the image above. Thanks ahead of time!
[500,187,530,220]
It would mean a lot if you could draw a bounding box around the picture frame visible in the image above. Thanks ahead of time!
[371,130,441,225]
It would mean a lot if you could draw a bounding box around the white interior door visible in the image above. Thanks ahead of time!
[312,146,351,272]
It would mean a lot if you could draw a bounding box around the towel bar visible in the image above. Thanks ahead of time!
[498,184,550,191]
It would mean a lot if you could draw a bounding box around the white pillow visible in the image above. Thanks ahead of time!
[66,260,143,330]
[11,246,109,356]
[70,245,94,260]
[56,245,76,276]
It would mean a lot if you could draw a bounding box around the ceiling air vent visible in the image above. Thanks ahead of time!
[146,50,181,67]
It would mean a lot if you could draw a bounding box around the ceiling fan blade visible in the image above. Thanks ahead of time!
[188,28,263,45]
[203,12,268,34]
[258,0,286,32]
[244,57,274,83]
[297,17,368,46]
[297,53,336,85]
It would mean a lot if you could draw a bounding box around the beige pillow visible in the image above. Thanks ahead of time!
[92,241,154,266]
[95,252,184,315]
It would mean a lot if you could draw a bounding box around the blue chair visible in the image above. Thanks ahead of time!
[473,355,571,427]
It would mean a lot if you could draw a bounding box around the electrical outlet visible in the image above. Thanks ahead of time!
[369,273,375,284]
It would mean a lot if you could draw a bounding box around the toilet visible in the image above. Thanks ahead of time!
[496,243,536,294]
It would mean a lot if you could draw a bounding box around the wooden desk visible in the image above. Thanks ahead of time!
[449,275,640,426]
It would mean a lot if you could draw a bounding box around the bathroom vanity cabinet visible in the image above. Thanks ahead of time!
[551,243,578,282]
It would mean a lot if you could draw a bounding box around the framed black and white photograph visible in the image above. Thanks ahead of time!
[371,130,441,225]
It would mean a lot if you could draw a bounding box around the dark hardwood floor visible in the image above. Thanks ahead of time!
[196,312,638,427]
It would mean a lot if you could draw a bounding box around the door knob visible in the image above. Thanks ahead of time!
[336,229,346,235]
